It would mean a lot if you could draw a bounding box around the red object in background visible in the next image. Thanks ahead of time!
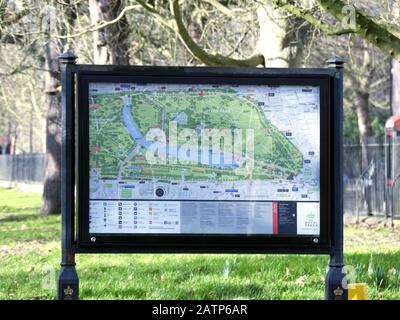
[5,142,11,154]
[386,130,395,137]
[0,135,11,154]
[385,115,400,132]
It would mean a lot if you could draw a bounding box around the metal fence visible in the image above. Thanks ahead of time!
[385,132,400,221]
[343,137,400,219]
[0,153,45,183]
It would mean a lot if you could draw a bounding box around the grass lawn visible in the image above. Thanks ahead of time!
[0,188,399,300]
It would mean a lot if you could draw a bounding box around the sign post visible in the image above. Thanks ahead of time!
[58,51,79,300]
[325,56,347,300]
[385,116,400,227]
[57,52,347,300]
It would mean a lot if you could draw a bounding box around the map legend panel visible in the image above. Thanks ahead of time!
[89,200,181,234]
[179,201,274,234]
[277,202,297,234]
[89,200,319,236]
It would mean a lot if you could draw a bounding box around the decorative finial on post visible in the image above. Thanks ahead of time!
[326,56,345,69]
[59,51,78,64]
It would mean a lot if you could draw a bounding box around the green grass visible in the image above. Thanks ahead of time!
[1,188,399,300]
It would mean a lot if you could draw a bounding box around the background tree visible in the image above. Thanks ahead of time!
[271,0,400,60]
[41,1,78,214]
[89,0,131,64]
[393,59,400,115]
[41,4,62,214]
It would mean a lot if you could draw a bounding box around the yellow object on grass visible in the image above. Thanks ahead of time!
[348,283,368,300]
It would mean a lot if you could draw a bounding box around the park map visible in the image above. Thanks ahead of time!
[88,83,320,202]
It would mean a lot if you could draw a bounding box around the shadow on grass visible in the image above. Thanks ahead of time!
[0,212,42,223]
[81,287,149,299]
[80,280,267,300]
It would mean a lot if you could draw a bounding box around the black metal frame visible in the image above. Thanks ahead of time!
[58,53,347,300]
[76,72,331,252]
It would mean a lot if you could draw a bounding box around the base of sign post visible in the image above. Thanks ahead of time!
[58,266,79,300]
[325,265,348,300]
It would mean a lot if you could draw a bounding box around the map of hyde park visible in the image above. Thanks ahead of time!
[88,83,320,202]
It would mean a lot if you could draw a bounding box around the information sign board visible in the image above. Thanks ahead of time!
[76,71,332,250]
[57,52,347,300]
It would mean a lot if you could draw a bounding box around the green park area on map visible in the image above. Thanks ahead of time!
[89,88,303,182]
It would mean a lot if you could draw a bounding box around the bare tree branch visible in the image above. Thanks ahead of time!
[10,4,141,40]
[272,0,400,61]
[170,0,264,67]
[271,0,355,36]
[316,0,400,60]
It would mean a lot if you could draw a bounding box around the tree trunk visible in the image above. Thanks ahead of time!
[257,4,291,67]
[355,90,372,169]
[392,58,400,115]
[256,3,309,67]
[40,1,76,215]
[353,48,375,216]
[41,38,62,215]
[89,0,130,65]
[355,89,373,216]
[29,105,33,153]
